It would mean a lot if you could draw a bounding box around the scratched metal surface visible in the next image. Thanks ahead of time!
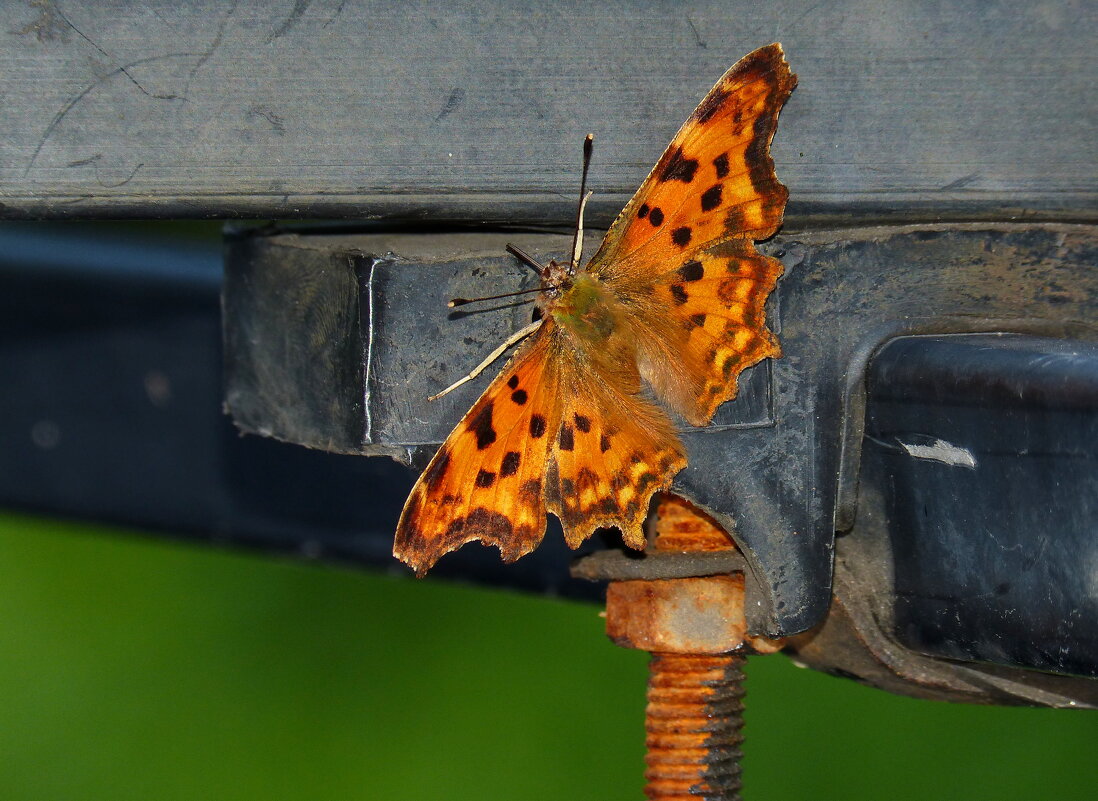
[1,0,1095,222]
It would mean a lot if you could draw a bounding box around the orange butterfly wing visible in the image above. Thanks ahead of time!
[588,43,795,425]
[395,319,687,574]
[589,43,796,270]
[394,326,559,575]
[546,340,686,552]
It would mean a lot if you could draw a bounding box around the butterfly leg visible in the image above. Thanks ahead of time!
[428,320,541,401]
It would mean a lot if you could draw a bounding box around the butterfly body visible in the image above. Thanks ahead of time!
[395,44,797,575]
[549,272,620,344]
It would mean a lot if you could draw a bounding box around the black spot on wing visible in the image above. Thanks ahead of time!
[576,467,600,494]
[530,414,546,438]
[713,153,730,179]
[500,451,521,477]
[475,469,496,488]
[424,448,451,491]
[679,260,704,281]
[519,479,541,505]
[600,434,611,452]
[700,184,723,212]
[717,276,742,304]
[648,207,664,227]
[660,147,699,183]
[462,507,514,538]
[722,354,737,379]
[671,226,693,247]
[637,203,650,219]
[724,206,747,235]
[689,313,706,328]
[573,414,591,433]
[511,389,528,405]
[467,401,496,450]
[745,100,780,196]
[598,495,620,515]
[694,87,730,123]
[657,451,681,473]
[670,284,688,305]
[507,375,519,389]
[558,423,575,451]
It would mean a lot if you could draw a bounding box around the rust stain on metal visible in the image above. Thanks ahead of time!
[607,575,750,654]
[605,494,784,655]
[653,494,736,552]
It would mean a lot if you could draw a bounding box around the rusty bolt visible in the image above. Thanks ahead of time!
[607,574,782,656]
[603,494,782,801]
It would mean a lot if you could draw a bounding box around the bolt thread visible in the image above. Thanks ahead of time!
[644,652,746,800]
[654,494,736,552]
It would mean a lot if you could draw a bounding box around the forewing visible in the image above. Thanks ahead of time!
[394,324,560,576]
[585,44,794,425]
[587,43,796,274]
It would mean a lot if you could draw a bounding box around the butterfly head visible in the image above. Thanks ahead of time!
[538,258,574,297]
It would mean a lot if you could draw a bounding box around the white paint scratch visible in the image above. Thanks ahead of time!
[899,438,977,469]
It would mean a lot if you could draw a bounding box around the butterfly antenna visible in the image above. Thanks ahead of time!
[450,245,548,306]
[505,243,546,275]
[569,134,595,273]
[447,286,542,307]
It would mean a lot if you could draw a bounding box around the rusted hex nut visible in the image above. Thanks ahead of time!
[606,574,783,655]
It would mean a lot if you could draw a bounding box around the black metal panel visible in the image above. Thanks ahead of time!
[222,223,1098,636]
[865,335,1098,677]
[5,222,1098,643]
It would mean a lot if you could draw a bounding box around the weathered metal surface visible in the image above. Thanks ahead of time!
[570,550,746,582]
[607,576,752,655]
[871,335,1098,678]
[784,334,1098,704]
[1,1,1095,223]
[0,221,607,600]
[603,495,783,654]
[785,559,1098,708]
[223,222,1098,636]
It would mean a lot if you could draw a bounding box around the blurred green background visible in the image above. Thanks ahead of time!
[0,510,1095,800]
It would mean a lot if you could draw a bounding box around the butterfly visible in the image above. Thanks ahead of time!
[394,43,796,576]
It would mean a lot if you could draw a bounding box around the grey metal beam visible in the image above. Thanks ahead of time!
[2,0,1095,222]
